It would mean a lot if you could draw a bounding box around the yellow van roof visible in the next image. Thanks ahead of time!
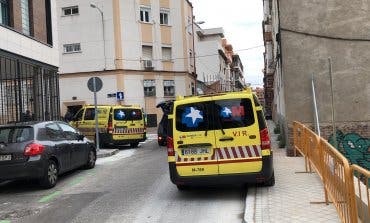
[175,89,253,102]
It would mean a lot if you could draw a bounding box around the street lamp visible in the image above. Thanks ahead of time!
[90,3,106,70]
[187,18,205,95]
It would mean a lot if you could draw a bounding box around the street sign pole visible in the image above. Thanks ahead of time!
[93,78,100,151]
[87,76,103,151]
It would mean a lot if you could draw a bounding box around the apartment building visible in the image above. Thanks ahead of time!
[195,27,245,94]
[0,0,59,124]
[263,0,370,156]
[57,0,196,126]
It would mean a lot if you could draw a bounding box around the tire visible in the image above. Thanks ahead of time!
[263,172,275,187]
[84,149,96,169]
[130,142,139,148]
[176,185,190,191]
[40,159,58,189]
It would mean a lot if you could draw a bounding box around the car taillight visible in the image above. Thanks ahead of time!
[158,136,163,141]
[24,143,45,156]
[167,136,175,156]
[260,128,271,150]
[107,121,113,133]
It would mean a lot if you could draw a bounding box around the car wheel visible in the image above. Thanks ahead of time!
[84,149,96,169]
[263,172,275,187]
[40,160,58,189]
[130,142,139,148]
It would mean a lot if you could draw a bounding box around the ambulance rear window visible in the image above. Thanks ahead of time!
[175,102,210,132]
[114,109,142,121]
[215,98,255,129]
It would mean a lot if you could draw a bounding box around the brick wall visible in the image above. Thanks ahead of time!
[9,0,47,44]
[32,0,47,43]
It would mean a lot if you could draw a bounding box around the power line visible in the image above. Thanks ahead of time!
[281,27,370,42]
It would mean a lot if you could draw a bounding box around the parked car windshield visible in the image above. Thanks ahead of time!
[114,109,142,121]
[0,127,34,143]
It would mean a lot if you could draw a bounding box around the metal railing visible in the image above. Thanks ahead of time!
[293,121,370,223]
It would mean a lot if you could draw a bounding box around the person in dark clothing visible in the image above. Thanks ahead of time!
[64,109,74,122]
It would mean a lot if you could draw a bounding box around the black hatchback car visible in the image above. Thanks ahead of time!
[0,121,96,188]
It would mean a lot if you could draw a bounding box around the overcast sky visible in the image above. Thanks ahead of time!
[190,0,264,87]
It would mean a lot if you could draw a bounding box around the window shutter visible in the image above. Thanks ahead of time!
[162,47,171,60]
[142,46,153,60]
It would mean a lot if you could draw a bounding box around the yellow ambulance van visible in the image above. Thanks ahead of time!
[167,89,274,189]
[70,105,146,148]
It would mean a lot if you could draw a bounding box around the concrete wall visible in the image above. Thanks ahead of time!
[278,0,370,154]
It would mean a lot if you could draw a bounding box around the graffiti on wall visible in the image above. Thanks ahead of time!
[328,130,370,171]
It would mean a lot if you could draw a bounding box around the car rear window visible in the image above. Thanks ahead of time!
[0,127,34,143]
[114,109,142,121]
[215,98,255,129]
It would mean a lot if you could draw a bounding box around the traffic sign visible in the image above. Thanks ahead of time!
[87,77,103,92]
[116,91,124,101]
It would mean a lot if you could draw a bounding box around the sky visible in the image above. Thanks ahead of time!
[190,0,264,87]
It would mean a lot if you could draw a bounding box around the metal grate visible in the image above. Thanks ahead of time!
[0,51,60,124]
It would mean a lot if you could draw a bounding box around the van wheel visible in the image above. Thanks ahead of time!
[263,172,275,187]
[130,142,139,148]
[40,160,58,189]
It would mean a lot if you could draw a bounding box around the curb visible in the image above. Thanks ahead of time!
[97,149,120,158]
[243,186,256,223]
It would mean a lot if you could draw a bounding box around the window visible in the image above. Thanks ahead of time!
[58,123,79,140]
[162,47,172,61]
[0,127,34,143]
[21,0,30,35]
[140,6,150,23]
[160,9,169,25]
[142,45,153,60]
[0,0,9,26]
[38,123,63,141]
[164,80,175,97]
[62,6,79,16]
[215,98,255,129]
[143,80,156,97]
[63,43,81,53]
[114,109,142,121]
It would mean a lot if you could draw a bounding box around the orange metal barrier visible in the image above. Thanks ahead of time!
[352,165,370,223]
[293,121,370,223]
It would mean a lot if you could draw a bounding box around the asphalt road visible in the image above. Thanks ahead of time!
[0,137,246,223]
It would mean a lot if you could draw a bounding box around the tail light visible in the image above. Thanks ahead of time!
[167,136,175,156]
[24,143,45,156]
[158,136,163,141]
[107,121,113,133]
[260,128,271,150]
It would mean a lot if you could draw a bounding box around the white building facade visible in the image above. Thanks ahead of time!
[0,0,60,123]
[58,0,196,126]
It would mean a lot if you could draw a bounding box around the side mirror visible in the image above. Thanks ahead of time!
[77,134,85,141]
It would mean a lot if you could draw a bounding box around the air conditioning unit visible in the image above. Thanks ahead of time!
[143,60,154,70]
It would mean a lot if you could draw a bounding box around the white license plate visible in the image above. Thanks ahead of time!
[182,148,210,156]
[0,155,11,161]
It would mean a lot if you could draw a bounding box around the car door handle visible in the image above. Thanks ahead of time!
[219,137,234,141]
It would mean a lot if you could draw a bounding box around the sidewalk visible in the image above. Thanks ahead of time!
[244,120,340,223]
[97,148,119,158]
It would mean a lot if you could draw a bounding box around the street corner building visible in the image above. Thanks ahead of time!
[57,0,198,127]
[0,0,60,124]
[262,0,370,156]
